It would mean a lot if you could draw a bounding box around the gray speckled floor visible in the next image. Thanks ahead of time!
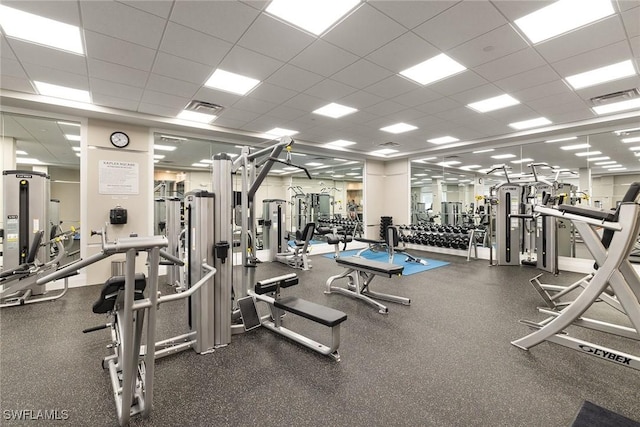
[1,251,639,427]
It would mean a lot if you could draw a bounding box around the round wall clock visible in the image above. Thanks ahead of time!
[110,131,130,148]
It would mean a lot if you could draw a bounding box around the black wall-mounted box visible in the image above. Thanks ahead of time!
[110,207,128,225]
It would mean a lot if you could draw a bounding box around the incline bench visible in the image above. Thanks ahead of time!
[241,273,347,361]
[326,256,406,314]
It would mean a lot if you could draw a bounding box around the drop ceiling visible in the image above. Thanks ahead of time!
[1,0,639,175]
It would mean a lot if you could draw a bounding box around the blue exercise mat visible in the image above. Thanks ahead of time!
[323,249,449,276]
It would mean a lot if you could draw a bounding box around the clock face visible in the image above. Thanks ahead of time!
[110,131,129,148]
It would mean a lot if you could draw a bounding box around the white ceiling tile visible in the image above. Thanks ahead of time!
[364,100,408,117]
[331,59,393,89]
[239,1,269,11]
[382,107,431,123]
[217,46,284,81]
[428,71,489,96]
[449,83,505,104]
[415,97,461,115]
[266,64,324,92]
[490,0,554,21]
[263,105,308,121]
[87,58,149,87]
[547,110,596,124]
[169,1,260,44]
[238,14,315,62]
[92,93,140,111]
[370,1,458,29]
[323,4,407,57]
[8,39,87,76]
[146,74,200,99]
[1,58,28,79]
[1,36,16,60]
[212,117,248,130]
[413,1,506,50]
[217,107,261,124]
[514,80,572,102]
[85,30,155,71]
[365,31,440,73]
[338,90,385,109]
[341,110,380,125]
[232,97,278,115]
[434,106,480,122]
[21,62,89,90]
[151,52,213,85]
[550,40,634,76]
[473,48,546,82]
[449,25,529,68]
[242,116,285,133]
[247,83,297,105]
[391,87,442,108]
[281,93,325,111]
[621,6,640,38]
[81,1,166,49]
[617,1,640,12]
[140,89,190,109]
[137,102,181,118]
[494,65,560,93]
[304,79,359,101]
[159,22,232,67]
[528,96,589,114]
[1,0,81,25]
[630,36,640,58]
[289,39,359,78]
[363,75,417,98]
[192,86,242,108]
[118,0,173,18]
[0,75,35,93]
[534,16,627,63]
[90,78,143,101]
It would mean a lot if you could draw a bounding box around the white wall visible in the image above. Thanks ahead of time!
[49,167,80,229]
[363,158,410,238]
[592,174,640,209]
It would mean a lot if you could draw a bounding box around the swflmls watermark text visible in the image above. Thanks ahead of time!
[3,409,69,421]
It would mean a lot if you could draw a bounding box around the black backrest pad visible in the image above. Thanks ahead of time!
[601,182,640,250]
[386,226,399,247]
[92,273,147,314]
[26,230,44,264]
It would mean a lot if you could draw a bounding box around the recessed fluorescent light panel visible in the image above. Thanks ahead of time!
[154,144,177,151]
[607,168,627,171]
[614,127,640,135]
[546,136,577,143]
[313,103,357,118]
[427,136,459,144]
[592,98,640,115]
[71,146,81,152]
[575,151,602,157]
[16,158,43,165]
[153,154,165,160]
[467,94,520,113]
[324,140,357,149]
[508,117,552,130]
[16,150,27,155]
[511,158,534,164]
[514,0,614,44]
[370,148,399,156]
[57,121,80,127]
[603,164,623,168]
[64,134,81,142]
[177,110,217,123]
[265,0,360,36]
[565,60,636,90]
[473,149,494,154]
[34,81,90,103]
[205,69,260,95]
[586,157,610,161]
[629,146,640,151]
[560,143,590,150]
[0,5,84,54]
[461,165,482,169]
[595,161,616,165]
[436,161,461,167]
[191,163,208,167]
[266,128,299,137]
[400,53,466,86]
[491,154,516,159]
[305,162,324,167]
[621,136,640,144]
[380,123,417,134]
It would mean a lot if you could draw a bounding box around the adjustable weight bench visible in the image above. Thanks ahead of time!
[242,273,347,361]
[355,226,428,265]
[326,256,406,314]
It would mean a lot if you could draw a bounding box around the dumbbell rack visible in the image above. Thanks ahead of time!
[398,223,489,252]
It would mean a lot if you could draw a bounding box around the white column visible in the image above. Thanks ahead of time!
[578,167,592,206]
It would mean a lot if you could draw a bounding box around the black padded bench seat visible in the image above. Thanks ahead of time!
[558,204,615,222]
[355,237,385,245]
[93,273,146,314]
[336,256,404,277]
[274,296,347,327]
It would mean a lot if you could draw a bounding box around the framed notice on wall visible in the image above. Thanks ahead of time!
[98,160,139,195]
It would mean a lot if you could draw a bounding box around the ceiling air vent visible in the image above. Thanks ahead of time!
[590,88,639,106]
[379,141,400,147]
[185,100,225,115]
